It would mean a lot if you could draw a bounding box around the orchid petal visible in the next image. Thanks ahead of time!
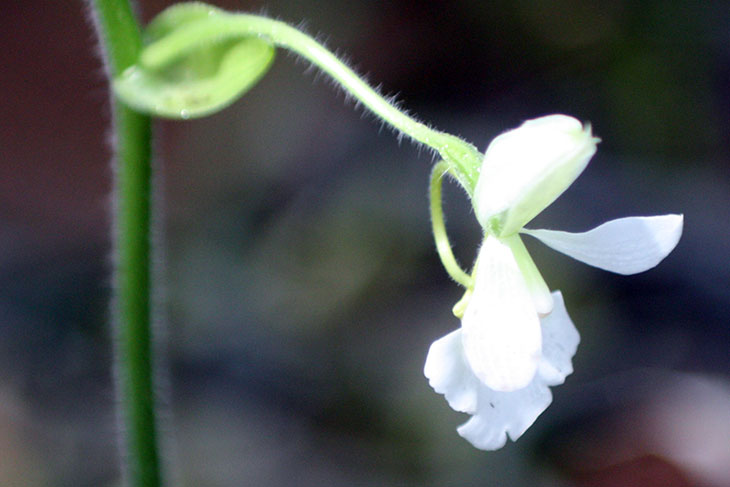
[537,291,579,386]
[457,374,553,450]
[474,115,598,236]
[461,236,542,392]
[523,215,683,275]
[426,292,580,450]
[424,330,480,413]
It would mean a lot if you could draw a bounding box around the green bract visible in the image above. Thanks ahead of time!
[113,3,274,119]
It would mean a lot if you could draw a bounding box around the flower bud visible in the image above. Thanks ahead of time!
[474,115,599,236]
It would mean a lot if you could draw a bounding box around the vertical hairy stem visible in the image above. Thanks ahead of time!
[86,1,161,486]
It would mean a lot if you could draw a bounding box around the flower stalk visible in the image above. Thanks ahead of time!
[142,12,483,188]
[430,161,473,288]
[113,3,484,194]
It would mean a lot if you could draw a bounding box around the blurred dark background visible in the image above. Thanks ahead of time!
[1,1,729,486]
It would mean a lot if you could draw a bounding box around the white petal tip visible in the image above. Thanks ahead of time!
[455,377,554,450]
[424,330,479,413]
[457,420,508,450]
[658,213,684,253]
[615,213,683,274]
[525,214,684,275]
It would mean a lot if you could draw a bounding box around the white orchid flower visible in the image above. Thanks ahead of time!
[424,114,683,450]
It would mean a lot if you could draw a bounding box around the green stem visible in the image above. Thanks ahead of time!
[141,12,483,194]
[430,161,473,287]
[86,1,161,486]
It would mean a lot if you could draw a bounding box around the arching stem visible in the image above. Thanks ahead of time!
[430,160,474,288]
[141,11,484,194]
